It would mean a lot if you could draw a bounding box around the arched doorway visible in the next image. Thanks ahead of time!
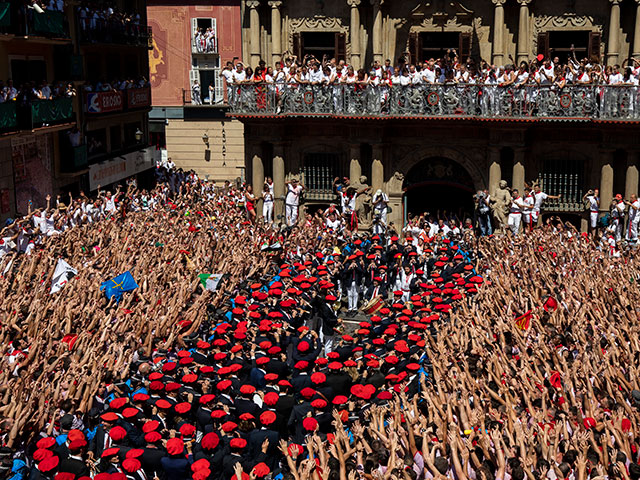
[404,157,476,221]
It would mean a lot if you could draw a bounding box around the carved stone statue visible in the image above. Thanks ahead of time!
[491,180,511,233]
[352,175,372,228]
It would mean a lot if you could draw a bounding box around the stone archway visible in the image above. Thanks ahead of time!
[403,157,476,219]
[383,146,487,226]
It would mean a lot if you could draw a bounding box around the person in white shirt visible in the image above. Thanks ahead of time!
[532,184,560,226]
[521,189,535,233]
[262,179,274,224]
[625,194,640,242]
[583,188,600,237]
[611,193,626,241]
[507,189,528,236]
[285,179,304,226]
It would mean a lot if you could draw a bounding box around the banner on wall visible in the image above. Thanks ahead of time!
[127,87,151,109]
[89,147,158,190]
[86,91,124,114]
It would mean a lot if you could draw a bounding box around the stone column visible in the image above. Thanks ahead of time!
[492,0,506,65]
[512,148,525,194]
[371,0,383,63]
[488,147,501,196]
[268,1,282,66]
[247,0,261,67]
[273,143,285,221]
[600,152,614,212]
[348,0,361,70]
[349,143,361,183]
[633,0,640,57]
[252,152,264,211]
[625,153,639,199]
[516,0,531,65]
[607,0,621,66]
[372,144,384,192]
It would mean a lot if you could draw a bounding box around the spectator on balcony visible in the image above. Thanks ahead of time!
[191,80,202,105]
[3,80,17,102]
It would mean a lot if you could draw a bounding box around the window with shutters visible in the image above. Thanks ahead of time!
[547,30,591,63]
[192,17,217,54]
[303,153,344,201]
[539,159,585,212]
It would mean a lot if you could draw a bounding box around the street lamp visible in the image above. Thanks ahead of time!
[202,132,209,148]
[135,128,143,142]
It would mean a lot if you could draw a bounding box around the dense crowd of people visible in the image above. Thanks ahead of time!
[77,2,145,41]
[219,51,640,117]
[82,77,150,94]
[0,79,76,105]
[222,49,640,87]
[1,167,639,480]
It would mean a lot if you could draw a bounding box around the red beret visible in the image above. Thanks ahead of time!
[36,437,56,449]
[260,411,277,425]
[142,420,159,433]
[310,372,326,384]
[179,423,196,437]
[221,421,238,432]
[68,439,87,451]
[155,399,172,409]
[109,397,128,409]
[263,392,279,406]
[201,432,220,450]
[109,426,127,442]
[240,384,256,395]
[122,458,142,473]
[253,463,270,478]
[101,412,119,422]
[33,448,54,461]
[101,447,120,458]
[230,438,247,449]
[302,417,318,431]
[192,458,211,473]
[122,407,140,419]
[175,402,191,414]
[166,438,184,455]
[144,431,162,443]
[38,456,59,472]
[126,449,144,459]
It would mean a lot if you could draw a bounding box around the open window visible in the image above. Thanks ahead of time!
[293,32,346,63]
[409,31,469,64]
[191,17,217,54]
[538,30,599,63]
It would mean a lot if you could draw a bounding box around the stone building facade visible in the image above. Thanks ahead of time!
[231,0,640,229]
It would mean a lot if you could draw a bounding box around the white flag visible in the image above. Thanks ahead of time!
[50,259,77,294]
[205,274,224,292]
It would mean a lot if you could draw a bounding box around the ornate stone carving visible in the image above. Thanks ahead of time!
[517,0,532,5]
[347,0,361,7]
[246,0,260,8]
[268,0,282,7]
[491,0,506,5]
[533,14,604,34]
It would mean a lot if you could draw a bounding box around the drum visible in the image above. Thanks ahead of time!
[361,295,384,315]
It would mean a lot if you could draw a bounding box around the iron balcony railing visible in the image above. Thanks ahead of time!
[228,83,640,121]
[76,12,151,46]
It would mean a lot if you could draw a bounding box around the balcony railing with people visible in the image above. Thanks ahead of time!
[0,97,74,133]
[0,2,69,38]
[76,11,151,46]
[228,83,640,121]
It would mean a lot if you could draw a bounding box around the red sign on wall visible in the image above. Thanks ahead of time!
[86,91,124,114]
[127,87,151,109]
